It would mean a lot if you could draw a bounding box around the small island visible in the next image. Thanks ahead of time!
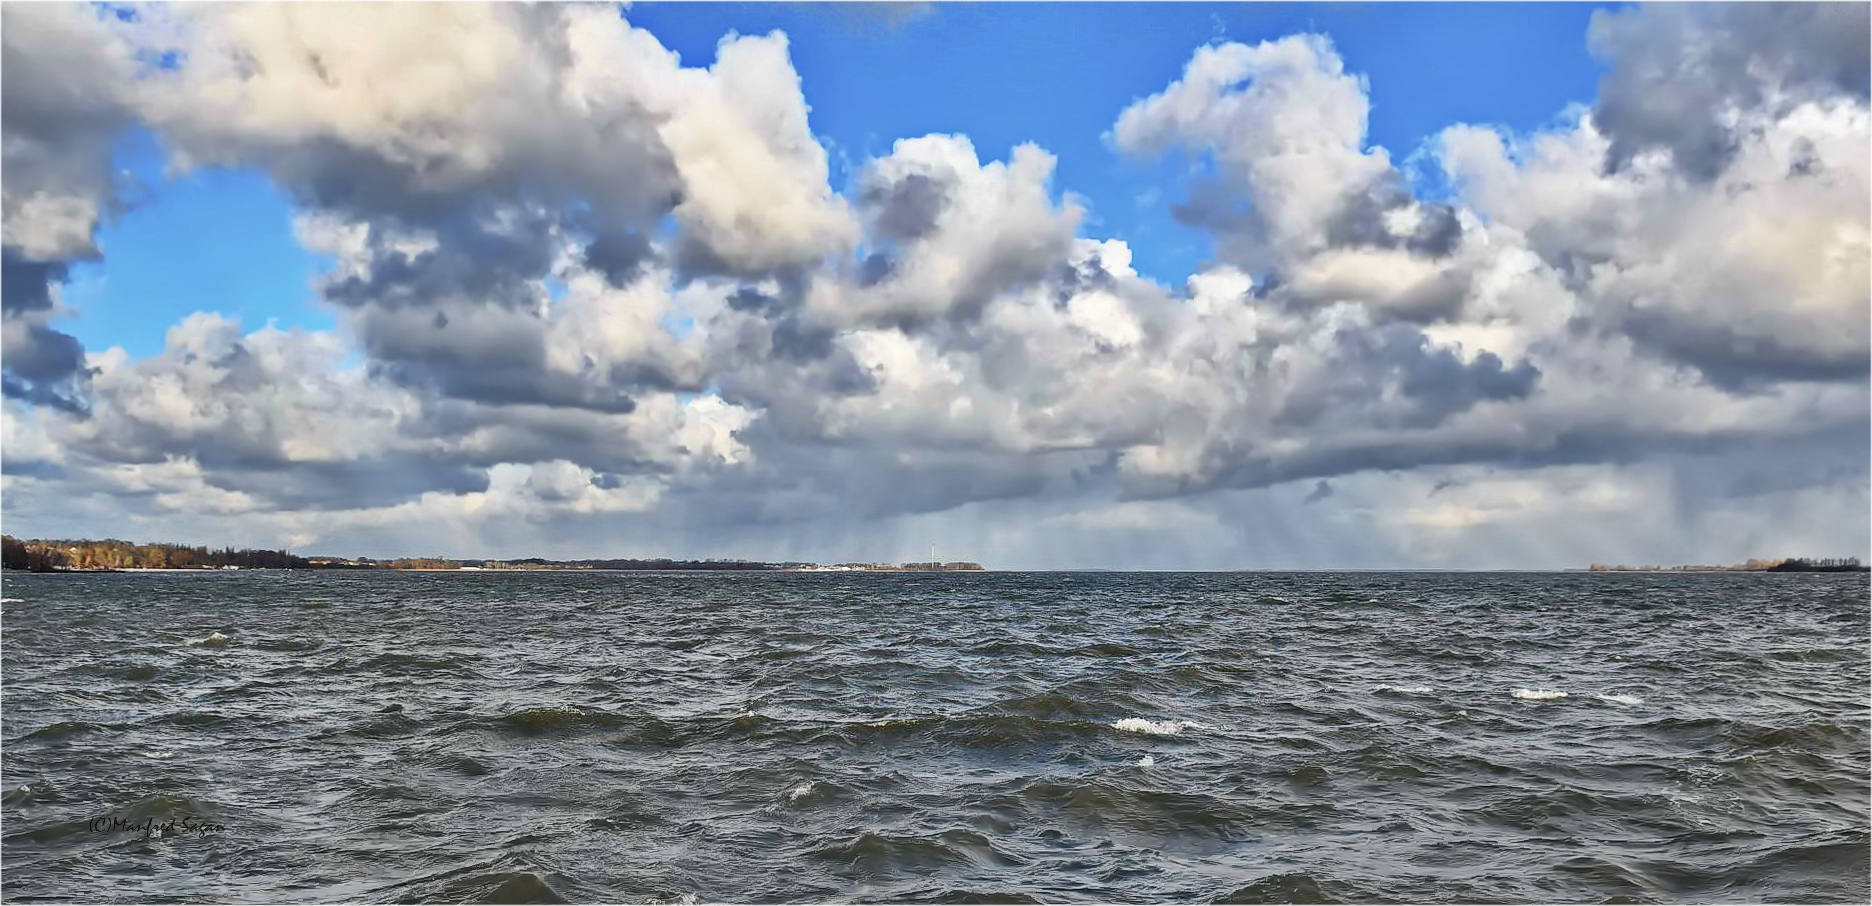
[0,535,983,574]
[1588,557,1867,573]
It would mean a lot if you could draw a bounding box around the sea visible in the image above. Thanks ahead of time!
[2,570,1867,904]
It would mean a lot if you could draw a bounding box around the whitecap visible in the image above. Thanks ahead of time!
[190,631,232,648]
[1,597,21,603]
[1374,685,1432,695]
[1594,693,1644,706]
[1511,688,1567,701]
[1136,755,1156,768]
[786,782,818,803]
[1112,717,1195,736]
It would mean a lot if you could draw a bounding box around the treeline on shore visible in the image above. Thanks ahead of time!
[1589,557,1867,573]
[2,536,984,573]
[3,536,308,572]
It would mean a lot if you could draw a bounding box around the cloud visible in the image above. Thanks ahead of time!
[1,4,142,412]
[1439,90,1869,388]
[661,31,858,279]
[0,3,1863,566]
[129,3,846,412]
[1111,35,1482,325]
[833,135,1081,326]
[1589,3,1870,180]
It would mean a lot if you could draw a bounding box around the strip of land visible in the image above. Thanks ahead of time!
[1587,558,1867,573]
[1,535,982,573]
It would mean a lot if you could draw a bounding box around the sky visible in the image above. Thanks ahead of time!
[2,1,1867,569]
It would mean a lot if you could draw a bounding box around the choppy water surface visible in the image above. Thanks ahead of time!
[3,571,1867,903]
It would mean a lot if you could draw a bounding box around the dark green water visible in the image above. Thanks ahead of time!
[2,571,1867,903]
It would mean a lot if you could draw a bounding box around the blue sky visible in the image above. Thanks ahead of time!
[63,1,1618,358]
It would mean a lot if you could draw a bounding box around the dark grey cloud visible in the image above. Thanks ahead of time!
[315,212,700,410]
[196,457,493,513]
[1707,426,1871,500]
[665,433,1098,527]
[405,401,669,476]
[322,215,554,313]
[583,230,656,288]
[1177,412,1870,505]
[857,252,896,287]
[1168,181,1258,248]
[1050,249,1122,307]
[1323,176,1464,258]
[1591,2,1871,180]
[0,320,90,413]
[1277,324,1541,431]
[710,314,877,415]
[1613,307,1871,391]
[859,170,951,243]
[1303,479,1334,504]
[0,254,62,316]
[1,252,95,420]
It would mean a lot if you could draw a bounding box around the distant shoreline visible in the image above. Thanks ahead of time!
[1,536,987,574]
[1587,558,1868,573]
[8,566,1870,576]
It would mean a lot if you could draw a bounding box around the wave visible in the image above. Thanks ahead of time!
[1112,717,1198,736]
[1374,684,1432,695]
[189,631,232,648]
[1212,871,1338,904]
[112,791,224,823]
[895,888,1042,905]
[1016,778,1270,840]
[254,637,323,652]
[1593,693,1645,706]
[358,651,482,676]
[849,713,1112,748]
[18,720,106,741]
[1511,688,1567,701]
[149,709,232,728]
[433,705,1163,750]
[987,691,1105,721]
[1767,646,1865,663]
[965,640,1057,656]
[115,663,161,681]
[963,640,1144,658]
[1632,716,1859,753]
[808,829,1021,871]
[780,779,849,807]
[325,713,422,740]
[431,870,569,905]
[406,749,494,777]
[492,706,636,735]
[1137,755,1157,768]
[0,781,58,807]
